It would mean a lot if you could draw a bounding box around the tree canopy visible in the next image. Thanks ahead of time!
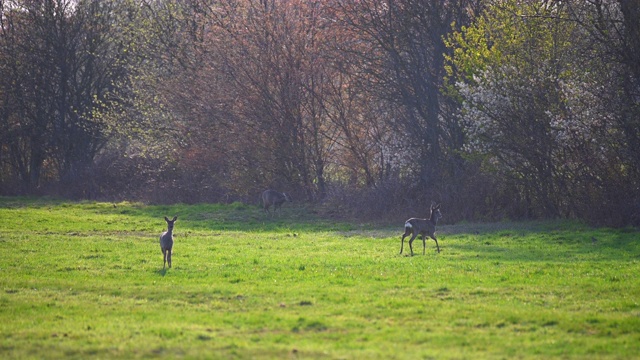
[1,0,638,226]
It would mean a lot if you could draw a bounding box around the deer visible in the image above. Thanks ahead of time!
[400,203,442,256]
[160,216,177,269]
[261,189,292,215]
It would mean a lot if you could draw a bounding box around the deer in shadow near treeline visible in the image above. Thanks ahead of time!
[400,203,442,256]
[261,190,292,216]
[160,216,177,269]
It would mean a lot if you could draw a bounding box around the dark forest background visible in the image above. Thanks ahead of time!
[1,0,639,226]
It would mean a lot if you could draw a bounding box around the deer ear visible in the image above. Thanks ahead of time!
[172,216,178,221]
[435,204,441,209]
[164,216,170,222]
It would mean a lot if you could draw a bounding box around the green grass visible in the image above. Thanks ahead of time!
[0,197,639,359]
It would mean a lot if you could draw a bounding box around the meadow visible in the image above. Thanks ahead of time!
[0,197,639,359]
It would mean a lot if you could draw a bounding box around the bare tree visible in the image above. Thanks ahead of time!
[0,0,139,195]
[334,0,478,192]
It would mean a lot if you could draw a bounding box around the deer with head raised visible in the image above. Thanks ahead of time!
[160,216,177,269]
[400,203,442,256]
[261,190,292,215]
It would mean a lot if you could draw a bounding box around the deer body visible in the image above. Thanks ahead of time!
[160,216,177,269]
[261,190,291,215]
[400,204,442,256]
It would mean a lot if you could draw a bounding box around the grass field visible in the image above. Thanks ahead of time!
[0,197,639,359]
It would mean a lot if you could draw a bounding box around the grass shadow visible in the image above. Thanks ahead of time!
[0,196,336,233]
[157,268,168,277]
[451,227,639,263]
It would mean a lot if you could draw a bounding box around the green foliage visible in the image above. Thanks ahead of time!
[443,1,640,222]
[0,198,639,359]
[446,1,579,91]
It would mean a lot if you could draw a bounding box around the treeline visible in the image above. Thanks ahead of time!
[1,0,638,226]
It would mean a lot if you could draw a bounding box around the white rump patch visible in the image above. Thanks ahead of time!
[404,222,412,228]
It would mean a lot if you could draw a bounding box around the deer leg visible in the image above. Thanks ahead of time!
[400,233,408,254]
[400,228,411,254]
[422,235,427,255]
[162,249,167,269]
[408,233,418,256]
[167,250,172,268]
[431,235,440,253]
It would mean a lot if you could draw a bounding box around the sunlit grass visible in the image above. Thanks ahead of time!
[0,197,639,359]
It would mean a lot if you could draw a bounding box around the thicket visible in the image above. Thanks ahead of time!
[1,0,638,226]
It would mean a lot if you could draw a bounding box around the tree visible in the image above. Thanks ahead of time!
[333,0,480,202]
[0,0,143,196]
[152,0,355,200]
[448,0,640,224]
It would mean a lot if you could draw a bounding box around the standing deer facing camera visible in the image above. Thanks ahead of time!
[160,216,177,269]
[400,203,442,256]
[261,190,292,215]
